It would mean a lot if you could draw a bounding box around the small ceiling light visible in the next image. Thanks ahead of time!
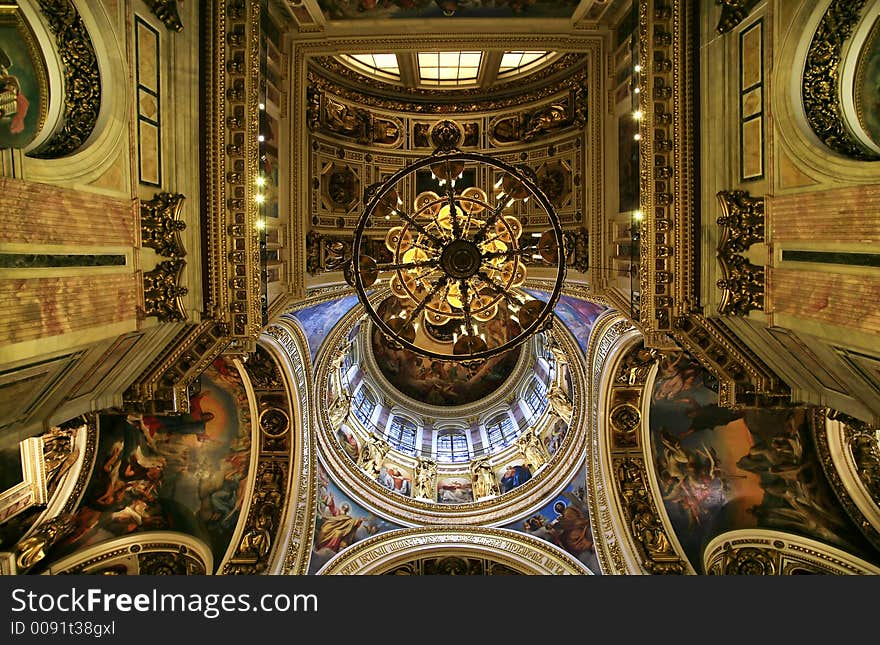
[633,64,641,72]
[255,175,266,187]
[633,132,641,141]
[633,210,644,221]
[259,102,265,110]
[258,134,265,142]
[633,110,643,120]
[255,193,265,204]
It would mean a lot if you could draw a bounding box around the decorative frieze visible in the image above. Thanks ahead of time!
[140,192,186,258]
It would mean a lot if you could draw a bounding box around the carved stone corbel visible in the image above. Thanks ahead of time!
[141,192,186,258]
[715,0,761,34]
[145,0,183,31]
[142,258,188,322]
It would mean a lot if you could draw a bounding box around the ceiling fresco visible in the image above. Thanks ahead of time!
[503,460,597,573]
[287,294,360,362]
[309,462,402,574]
[649,352,880,572]
[316,0,580,21]
[50,357,252,573]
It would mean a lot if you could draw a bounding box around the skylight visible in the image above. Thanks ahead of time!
[339,53,400,80]
[497,50,552,77]
[417,51,483,86]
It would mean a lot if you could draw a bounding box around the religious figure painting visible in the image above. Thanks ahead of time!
[309,463,399,574]
[436,475,474,504]
[54,358,252,571]
[0,14,45,149]
[506,464,598,573]
[377,462,412,497]
[649,352,879,571]
[498,461,531,494]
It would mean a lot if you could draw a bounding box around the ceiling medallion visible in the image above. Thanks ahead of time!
[346,145,566,362]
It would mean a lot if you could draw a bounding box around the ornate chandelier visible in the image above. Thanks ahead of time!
[347,128,566,362]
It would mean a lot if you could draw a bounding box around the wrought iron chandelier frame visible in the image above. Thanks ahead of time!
[350,149,566,362]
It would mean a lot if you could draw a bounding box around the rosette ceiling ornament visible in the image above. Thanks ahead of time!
[346,121,566,362]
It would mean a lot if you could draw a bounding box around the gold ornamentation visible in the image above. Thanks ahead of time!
[717,252,764,316]
[244,345,283,389]
[223,460,289,574]
[384,555,521,575]
[141,192,187,258]
[716,190,764,253]
[715,0,760,34]
[309,90,403,147]
[609,403,640,447]
[413,456,437,501]
[141,259,188,322]
[614,457,687,574]
[28,0,100,159]
[139,550,205,575]
[14,513,76,572]
[318,527,589,575]
[816,409,880,551]
[145,0,183,32]
[358,433,390,480]
[259,407,289,438]
[802,0,878,160]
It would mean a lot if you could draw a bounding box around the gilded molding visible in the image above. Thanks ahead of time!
[44,533,212,575]
[141,259,188,323]
[28,0,100,159]
[307,60,591,115]
[802,0,878,160]
[815,409,880,551]
[704,529,880,575]
[264,323,318,575]
[203,0,263,339]
[318,527,590,575]
[123,321,231,414]
[145,0,183,31]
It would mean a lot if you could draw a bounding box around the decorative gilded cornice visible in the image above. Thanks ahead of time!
[28,0,101,159]
[715,0,760,34]
[141,259,188,322]
[202,0,263,339]
[307,66,592,116]
[123,321,231,414]
[802,0,878,160]
[145,0,183,31]
[704,529,880,575]
[44,533,212,575]
[716,191,767,317]
[317,527,590,575]
[631,3,787,408]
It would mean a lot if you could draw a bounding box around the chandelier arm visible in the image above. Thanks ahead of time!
[471,199,508,244]
[482,247,535,262]
[377,258,440,272]
[475,270,527,306]
[459,279,477,341]
[445,183,463,239]
[408,276,448,321]
[395,207,446,247]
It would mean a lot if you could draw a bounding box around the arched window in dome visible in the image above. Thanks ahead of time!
[523,377,547,420]
[485,413,517,452]
[436,429,469,463]
[352,385,377,427]
[387,415,417,455]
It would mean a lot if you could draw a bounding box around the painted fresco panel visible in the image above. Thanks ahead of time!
[504,463,599,573]
[56,357,252,571]
[309,462,399,574]
[0,13,45,148]
[649,353,878,571]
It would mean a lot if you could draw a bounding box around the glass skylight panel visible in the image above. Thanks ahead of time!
[340,53,400,80]
[418,51,483,86]
[498,50,552,77]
